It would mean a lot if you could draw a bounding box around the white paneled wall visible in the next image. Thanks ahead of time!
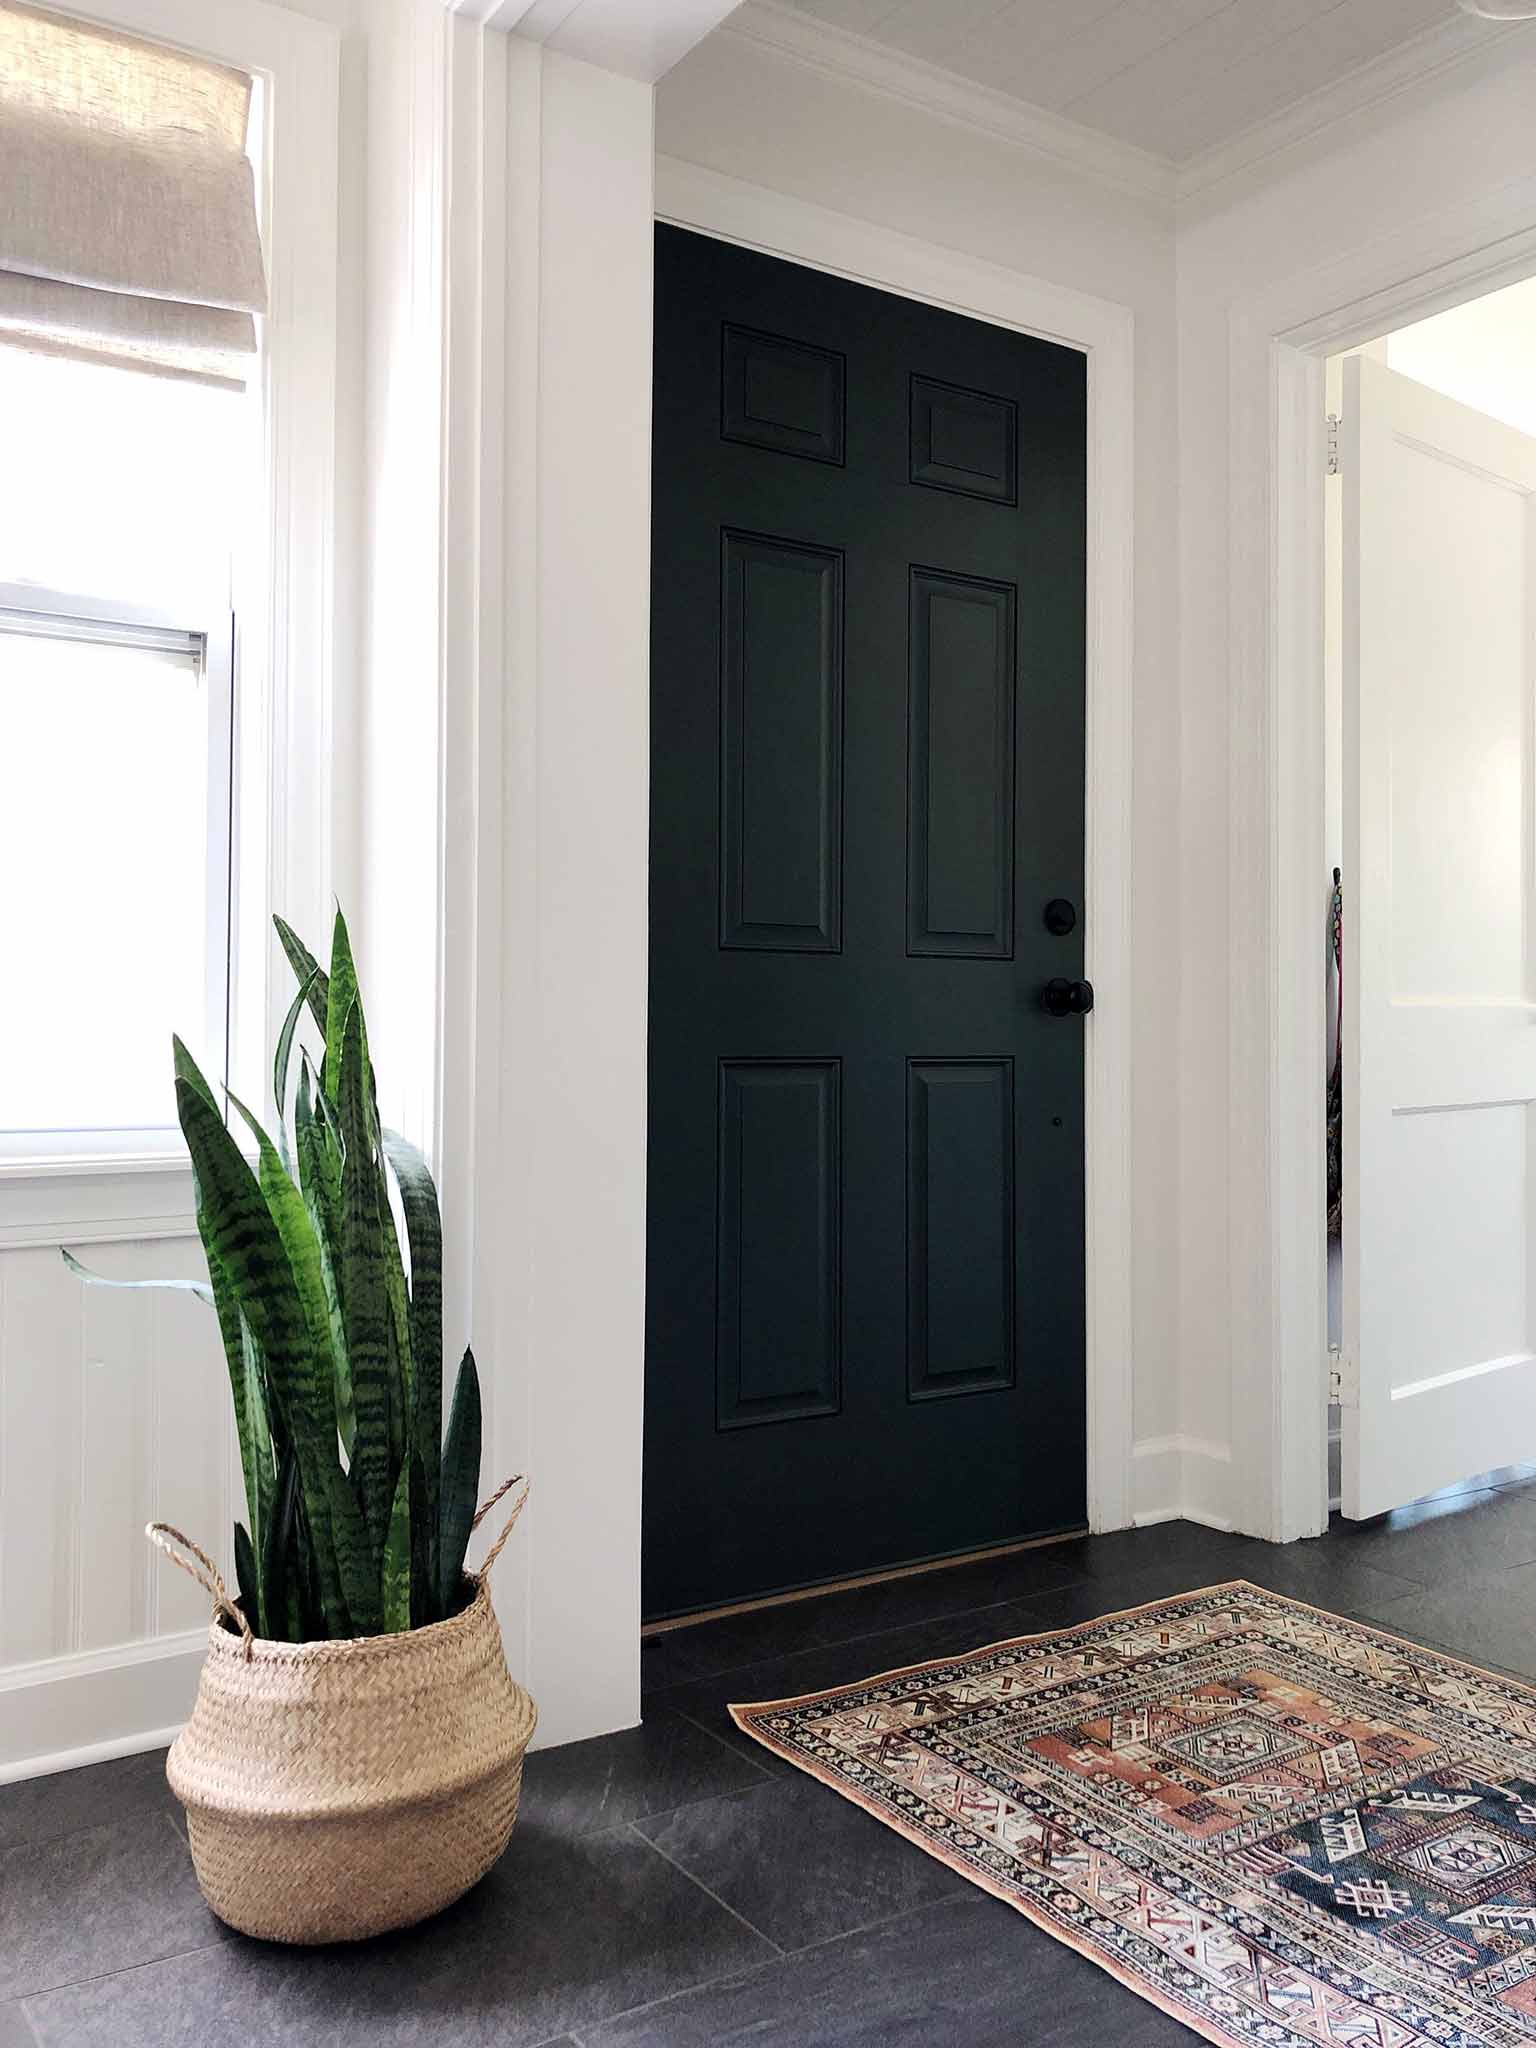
[0,1225,233,1775]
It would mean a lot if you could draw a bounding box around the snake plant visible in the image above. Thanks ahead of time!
[65,911,483,1641]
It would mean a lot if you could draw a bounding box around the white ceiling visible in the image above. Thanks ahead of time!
[766,0,1510,164]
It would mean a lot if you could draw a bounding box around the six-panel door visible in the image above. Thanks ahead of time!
[645,225,1088,1618]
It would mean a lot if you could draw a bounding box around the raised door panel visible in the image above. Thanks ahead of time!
[907,1058,1015,1401]
[716,1059,842,1429]
[720,531,844,952]
[910,375,1018,505]
[722,325,845,466]
[907,567,1016,957]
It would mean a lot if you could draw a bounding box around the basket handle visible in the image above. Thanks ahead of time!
[471,1474,529,1580]
[146,1522,254,1657]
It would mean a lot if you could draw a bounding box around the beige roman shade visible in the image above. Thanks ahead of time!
[0,0,265,386]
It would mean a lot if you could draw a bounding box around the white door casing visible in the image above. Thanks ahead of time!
[1341,353,1536,1517]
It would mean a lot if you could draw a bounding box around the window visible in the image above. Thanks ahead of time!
[0,0,269,1165]
[0,354,249,1150]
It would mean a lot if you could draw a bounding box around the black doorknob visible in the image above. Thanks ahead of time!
[1041,977,1094,1018]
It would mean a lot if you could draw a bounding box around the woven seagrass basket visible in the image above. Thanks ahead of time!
[149,1483,536,1945]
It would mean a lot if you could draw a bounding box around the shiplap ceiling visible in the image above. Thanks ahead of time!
[767,0,1509,164]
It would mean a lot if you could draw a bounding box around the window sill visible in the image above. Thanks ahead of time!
[0,1151,197,1250]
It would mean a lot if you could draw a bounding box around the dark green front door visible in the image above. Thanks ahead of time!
[645,224,1087,1619]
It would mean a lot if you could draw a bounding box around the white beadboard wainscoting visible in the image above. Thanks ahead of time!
[0,1180,235,1779]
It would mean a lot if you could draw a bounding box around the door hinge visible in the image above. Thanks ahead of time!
[1326,413,1342,477]
[1328,1348,1358,1408]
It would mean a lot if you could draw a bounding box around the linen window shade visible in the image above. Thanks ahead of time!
[0,0,265,387]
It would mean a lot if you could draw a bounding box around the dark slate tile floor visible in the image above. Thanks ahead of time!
[11,1480,1536,2045]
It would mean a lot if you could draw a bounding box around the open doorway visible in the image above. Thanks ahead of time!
[1325,277,1536,1520]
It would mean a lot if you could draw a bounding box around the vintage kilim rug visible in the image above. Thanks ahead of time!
[730,1583,1536,2048]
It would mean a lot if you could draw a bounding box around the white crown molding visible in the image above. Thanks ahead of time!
[710,0,1536,219]
[1176,11,1536,205]
[718,0,1178,209]
[439,0,740,82]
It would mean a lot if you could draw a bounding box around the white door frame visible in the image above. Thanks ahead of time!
[655,157,1138,1535]
[1227,196,1536,1543]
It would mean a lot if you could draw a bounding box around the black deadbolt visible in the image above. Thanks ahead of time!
[1043,897,1077,937]
[1041,977,1095,1018]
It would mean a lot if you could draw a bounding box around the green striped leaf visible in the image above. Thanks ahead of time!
[175,1072,350,1634]
[261,1447,301,1644]
[225,1087,337,1454]
[274,916,329,1039]
[239,1310,276,1563]
[324,910,361,1108]
[325,1463,378,1635]
[233,1522,261,1636]
[438,1347,482,1616]
[295,1057,352,1457]
[409,1448,434,1623]
[60,1248,213,1309]
[382,1131,443,1574]
[336,1002,395,1553]
[172,1034,218,1114]
[272,968,319,1162]
[381,1196,411,1474]
[382,1460,411,1633]
[166,1044,274,1558]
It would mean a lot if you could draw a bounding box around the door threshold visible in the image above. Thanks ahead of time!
[641,1526,1090,1637]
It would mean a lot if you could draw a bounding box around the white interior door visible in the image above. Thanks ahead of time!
[1341,354,1536,1519]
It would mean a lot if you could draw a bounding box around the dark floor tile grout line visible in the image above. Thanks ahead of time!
[666,1703,777,1784]
[658,1577,1096,1690]
[621,1818,786,1958]
[774,1886,977,1961]
[657,1546,1258,1693]
[17,1935,227,2015]
[548,1893,982,2047]
[557,1940,787,2044]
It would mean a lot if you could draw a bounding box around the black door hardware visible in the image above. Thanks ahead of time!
[1040,977,1094,1017]
[1043,898,1077,936]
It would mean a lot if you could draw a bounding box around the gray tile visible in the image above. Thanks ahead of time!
[1209,1544,1423,1620]
[997,1558,1258,1637]
[582,1893,1197,2047]
[0,1810,221,2001]
[656,1604,1048,1775]
[23,1823,773,2047]
[1067,1518,1255,1582]
[1319,1484,1536,1584]
[0,1748,175,1853]
[0,2008,36,2048]
[1359,1566,1536,1681]
[518,1708,771,1836]
[640,1632,706,1695]
[637,1777,964,1951]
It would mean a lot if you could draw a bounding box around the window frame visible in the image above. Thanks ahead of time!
[0,581,235,1164]
[0,0,342,1234]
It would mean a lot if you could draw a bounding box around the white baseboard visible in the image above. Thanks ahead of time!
[0,1629,203,1783]
[1132,1434,1236,1532]
[1181,1507,1236,1534]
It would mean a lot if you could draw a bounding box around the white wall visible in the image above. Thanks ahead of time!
[656,22,1185,1522]
[1178,38,1536,1533]
[491,43,655,1747]
[0,0,453,1782]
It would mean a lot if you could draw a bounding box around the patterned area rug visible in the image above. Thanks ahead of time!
[731,1582,1536,2047]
